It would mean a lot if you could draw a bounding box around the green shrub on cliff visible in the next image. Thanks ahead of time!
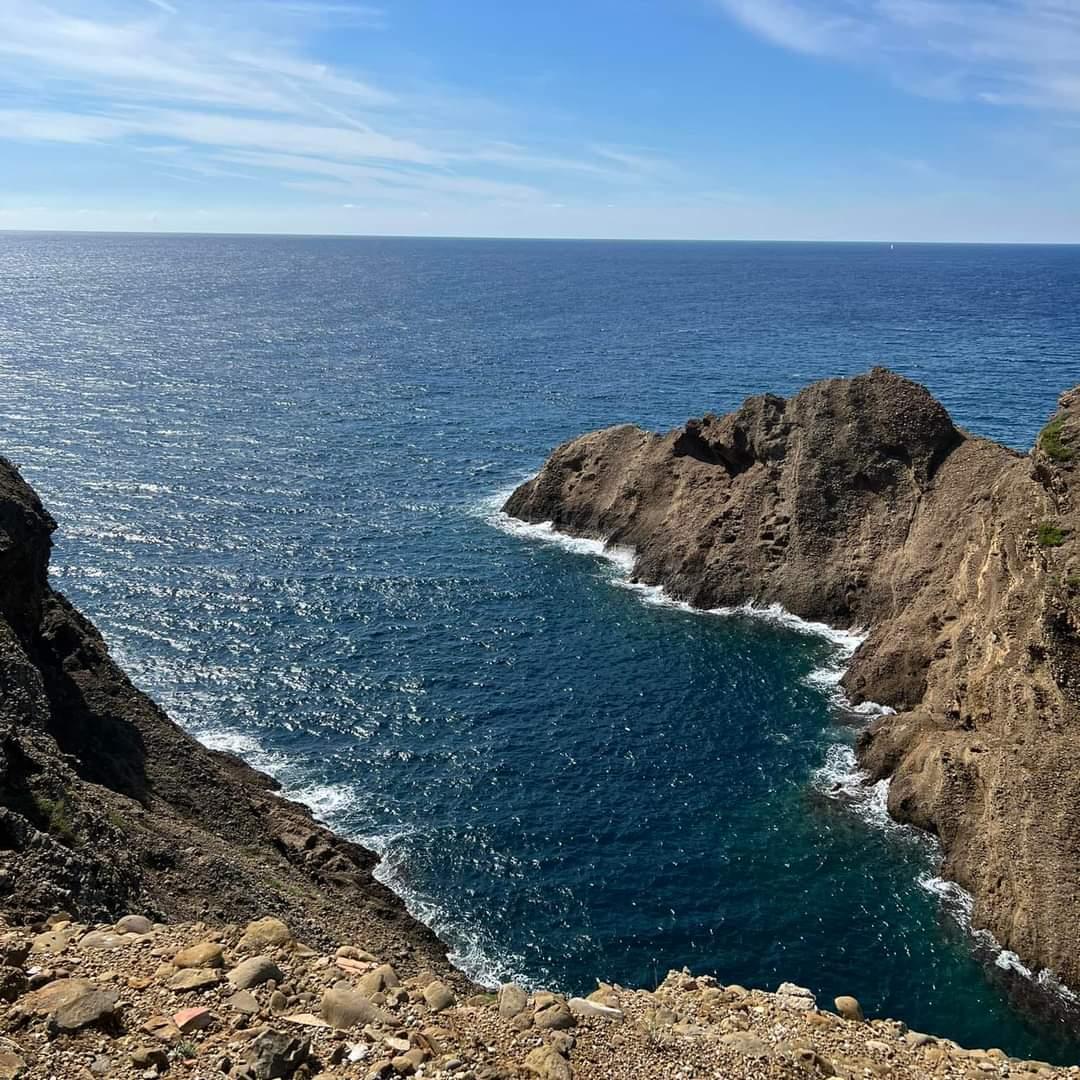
[1038,522,1066,548]
[1039,416,1074,462]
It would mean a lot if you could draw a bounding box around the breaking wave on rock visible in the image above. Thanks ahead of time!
[487,486,1080,1012]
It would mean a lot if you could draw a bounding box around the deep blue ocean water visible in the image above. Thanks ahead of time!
[2,233,1080,1062]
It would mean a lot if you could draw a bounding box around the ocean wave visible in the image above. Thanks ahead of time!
[360,828,531,990]
[485,496,890,708]
[811,743,897,833]
[487,491,1080,1005]
[917,875,1079,1004]
[193,715,523,991]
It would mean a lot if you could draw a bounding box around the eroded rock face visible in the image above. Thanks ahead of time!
[0,455,462,987]
[505,367,1080,985]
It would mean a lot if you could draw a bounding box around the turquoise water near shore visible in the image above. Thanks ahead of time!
[3,233,1080,1060]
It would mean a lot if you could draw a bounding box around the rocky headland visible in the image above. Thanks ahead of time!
[504,367,1080,992]
[1,379,1079,1079]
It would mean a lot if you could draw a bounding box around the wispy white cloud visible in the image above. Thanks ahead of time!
[266,1,386,27]
[714,0,1080,113]
[0,0,667,209]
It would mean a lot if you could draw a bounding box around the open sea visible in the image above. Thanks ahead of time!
[2,232,1080,1062]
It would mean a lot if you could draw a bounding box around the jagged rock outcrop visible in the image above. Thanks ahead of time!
[0,457,461,985]
[505,367,1080,986]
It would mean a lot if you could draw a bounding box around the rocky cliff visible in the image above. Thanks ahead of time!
[504,368,1080,987]
[2,423,1080,1077]
[0,455,458,985]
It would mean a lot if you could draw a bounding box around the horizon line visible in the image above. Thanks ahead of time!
[3,228,1080,248]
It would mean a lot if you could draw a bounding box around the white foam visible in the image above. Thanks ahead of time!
[917,874,1080,1003]
[196,728,264,758]
[361,829,532,990]
[490,490,1080,1002]
[812,743,896,833]
[487,493,894,713]
[287,782,354,822]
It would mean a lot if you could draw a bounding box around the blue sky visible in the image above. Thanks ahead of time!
[2,0,1079,240]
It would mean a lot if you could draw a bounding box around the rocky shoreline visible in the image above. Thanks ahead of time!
[504,368,1080,997]
[2,385,1080,1077]
[3,906,1077,1079]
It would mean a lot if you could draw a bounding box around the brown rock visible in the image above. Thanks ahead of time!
[834,995,865,1022]
[357,963,399,997]
[167,967,223,991]
[115,915,153,935]
[503,369,1080,984]
[172,941,224,969]
[228,990,261,1015]
[228,955,284,990]
[533,999,575,1031]
[422,980,455,1012]
[131,1046,169,1070]
[320,986,387,1030]
[390,1048,427,1075]
[0,1051,26,1080]
[47,987,118,1034]
[498,983,528,1018]
[26,977,95,1015]
[568,996,622,1021]
[142,1014,182,1042]
[524,1046,572,1080]
[240,917,292,951]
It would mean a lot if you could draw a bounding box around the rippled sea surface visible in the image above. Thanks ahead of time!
[3,233,1080,1061]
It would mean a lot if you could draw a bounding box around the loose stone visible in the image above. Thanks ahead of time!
[228,955,284,990]
[834,995,865,1022]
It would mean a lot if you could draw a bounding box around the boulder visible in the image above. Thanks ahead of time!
[31,928,78,956]
[775,982,816,1012]
[0,1051,26,1080]
[131,1046,169,1070]
[228,990,261,1015]
[524,1046,572,1080]
[27,977,95,1015]
[320,986,385,1030]
[498,983,528,1018]
[422,981,455,1012]
[142,1014,182,1043]
[47,988,118,1034]
[533,998,575,1031]
[167,967,222,992]
[173,941,224,969]
[834,995,865,1022]
[568,996,623,1021]
[115,915,153,936]
[79,930,132,951]
[228,955,284,990]
[240,918,292,951]
[356,963,399,997]
[390,1049,427,1075]
[244,1029,309,1080]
